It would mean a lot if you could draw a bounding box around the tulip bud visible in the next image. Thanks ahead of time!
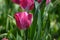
[46,0,51,5]
[14,12,33,30]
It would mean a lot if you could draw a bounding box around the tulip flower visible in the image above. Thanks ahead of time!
[12,0,34,10]
[46,0,51,5]
[14,12,33,30]
[19,0,34,10]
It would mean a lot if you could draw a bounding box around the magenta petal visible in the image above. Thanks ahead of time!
[14,12,21,29]
[28,14,33,23]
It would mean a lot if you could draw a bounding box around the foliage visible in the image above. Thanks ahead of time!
[0,0,60,40]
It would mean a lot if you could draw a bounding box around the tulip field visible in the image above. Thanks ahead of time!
[0,0,60,40]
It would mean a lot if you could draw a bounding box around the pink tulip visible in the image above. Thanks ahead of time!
[19,0,34,10]
[37,0,42,3]
[12,0,20,4]
[2,38,8,40]
[14,12,33,29]
[46,0,51,5]
[12,0,34,10]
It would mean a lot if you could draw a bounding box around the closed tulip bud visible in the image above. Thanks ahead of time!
[46,0,51,5]
[14,12,33,30]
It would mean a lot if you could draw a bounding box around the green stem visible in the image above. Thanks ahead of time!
[25,29,28,40]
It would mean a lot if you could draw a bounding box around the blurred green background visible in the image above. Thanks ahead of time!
[0,0,60,40]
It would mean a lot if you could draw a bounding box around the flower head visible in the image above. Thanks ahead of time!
[14,12,33,30]
[12,0,34,10]
[19,0,34,10]
[46,0,51,5]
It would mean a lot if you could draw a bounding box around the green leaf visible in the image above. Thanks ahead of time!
[16,32,23,40]
[36,9,41,40]
[29,2,39,40]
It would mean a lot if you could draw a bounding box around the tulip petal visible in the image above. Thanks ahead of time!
[28,14,33,23]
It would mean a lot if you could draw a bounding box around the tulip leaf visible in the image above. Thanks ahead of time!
[16,32,23,40]
[29,2,39,40]
[36,9,41,40]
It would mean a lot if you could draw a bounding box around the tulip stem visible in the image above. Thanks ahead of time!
[25,29,28,40]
